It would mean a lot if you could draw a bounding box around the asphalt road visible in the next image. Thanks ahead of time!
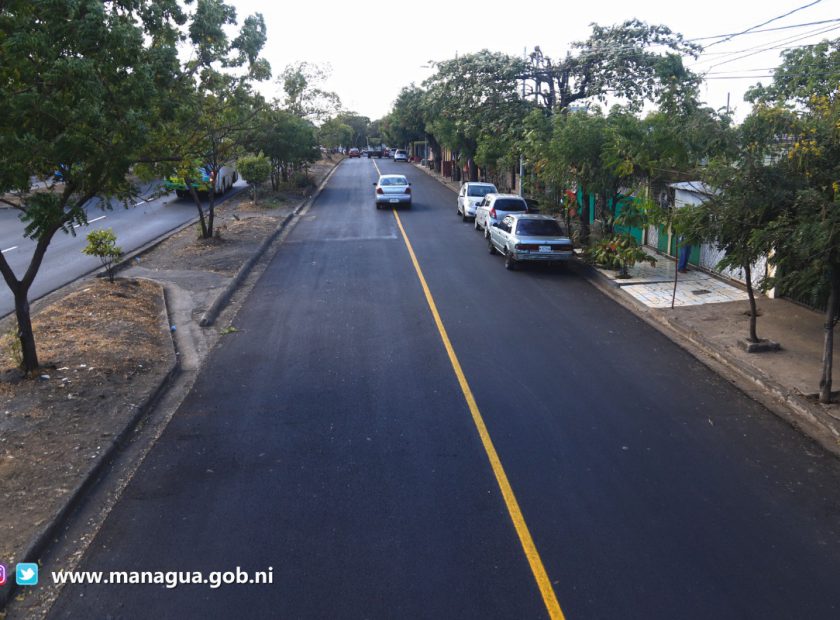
[48,158,840,619]
[0,182,246,317]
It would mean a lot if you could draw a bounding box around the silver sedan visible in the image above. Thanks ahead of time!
[488,214,574,270]
[374,174,412,209]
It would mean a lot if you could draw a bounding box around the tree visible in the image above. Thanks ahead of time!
[423,50,532,181]
[237,154,271,204]
[0,0,184,373]
[383,85,427,152]
[319,117,353,151]
[250,107,319,189]
[526,20,702,114]
[745,37,840,403]
[693,107,798,341]
[770,92,840,403]
[83,229,123,283]
[746,38,840,106]
[280,62,341,122]
[336,113,372,149]
[152,0,271,240]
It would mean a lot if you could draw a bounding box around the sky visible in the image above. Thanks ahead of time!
[229,0,839,122]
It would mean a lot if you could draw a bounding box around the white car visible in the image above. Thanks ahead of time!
[457,182,497,222]
[393,149,409,162]
[488,213,574,270]
[474,193,529,238]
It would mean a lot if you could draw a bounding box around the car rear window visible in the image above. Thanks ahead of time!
[516,219,564,236]
[494,198,527,212]
[468,185,496,197]
[381,177,407,186]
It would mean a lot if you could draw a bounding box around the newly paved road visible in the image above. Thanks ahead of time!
[0,182,245,317]
[48,158,840,618]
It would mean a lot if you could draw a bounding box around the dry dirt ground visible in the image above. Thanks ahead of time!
[0,159,337,584]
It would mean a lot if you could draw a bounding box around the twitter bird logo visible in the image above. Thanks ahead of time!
[16,563,38,586]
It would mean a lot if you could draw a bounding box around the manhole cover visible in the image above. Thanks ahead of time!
[691,289,712,296]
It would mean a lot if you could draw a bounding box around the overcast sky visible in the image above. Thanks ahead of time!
[229,0,839,122]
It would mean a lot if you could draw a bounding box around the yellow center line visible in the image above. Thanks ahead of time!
[391,208,566,620]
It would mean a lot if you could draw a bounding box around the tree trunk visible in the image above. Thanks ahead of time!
[468,158,478,182]
[207,191,216,238]
[744,262,759,343]
[189,186,208,238]
[14,290,38,371]
[579,199,590,246]
[819,265,840,404]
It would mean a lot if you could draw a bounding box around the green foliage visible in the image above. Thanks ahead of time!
[280,62,341,121]
[423,50,532,177]
[527,20,701,114]
[83,228,122,283]
[237,154,271,203]
[587,233,656,276]
[0,0,185,371]
[382,85,427,147]
[319,118,353,149]
[746,38,840,106]
[250,107,319,189]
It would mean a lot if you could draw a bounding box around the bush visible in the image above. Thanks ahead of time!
[587,233,655,277]
[237,154,271,204]
[82,228,122,282]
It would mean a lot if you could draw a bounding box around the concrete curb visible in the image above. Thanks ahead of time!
[0,284,179,609]
[198,159,343,328]
[571,260,840,458]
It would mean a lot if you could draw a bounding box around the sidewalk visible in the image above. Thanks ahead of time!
[414,162,840,455]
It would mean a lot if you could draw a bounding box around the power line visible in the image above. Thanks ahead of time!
[690,22,840,69]
[704,0,825,48]
[705,23,840,70]
[690,17,840,42]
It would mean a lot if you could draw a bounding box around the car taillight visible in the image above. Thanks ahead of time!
[405,187,411,194]
[489,208,496,218]
[376,187,384,194]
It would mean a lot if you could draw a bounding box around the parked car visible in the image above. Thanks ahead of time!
[474,193,529,237]
[457,182,497,222]
[487,214,574,270]
[374,174,412,209]
[393,149,408,162]
[348,147,361,158]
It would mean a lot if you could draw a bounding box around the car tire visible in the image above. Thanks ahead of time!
[462,212,469,222]
[375,203,381,210]
[488,238,497,254]
[504,249,517,270]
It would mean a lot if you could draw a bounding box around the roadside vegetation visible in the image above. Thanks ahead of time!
[379,28,840,403]
[1,3,838,402]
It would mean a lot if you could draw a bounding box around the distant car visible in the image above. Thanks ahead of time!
[374,174,411,209]
[474,193,529,238]
[393,149,408,162]
[457,182,497,222]
[487,214,574,270]
[348,147,361,158]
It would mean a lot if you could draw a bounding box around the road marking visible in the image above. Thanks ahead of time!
[391,209,565,620]
[73,215,106,229]
[1,246,17,254]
